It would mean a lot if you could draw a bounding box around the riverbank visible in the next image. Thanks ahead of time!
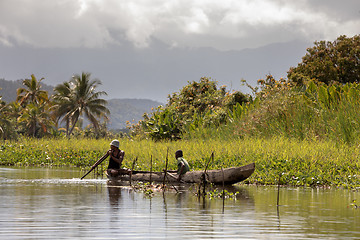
[1,137,359,188]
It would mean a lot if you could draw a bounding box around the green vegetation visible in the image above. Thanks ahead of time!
[1,34,360,188]
[52,72,109,137]
[131,77,248,141]
[0,72,110,140]
[288,35,360,85]
[0,137,359,188]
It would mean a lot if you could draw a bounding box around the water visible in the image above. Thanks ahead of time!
[0,167,359,239]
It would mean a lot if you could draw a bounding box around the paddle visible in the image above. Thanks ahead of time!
[166,171,185,184]
[81,153,109,180]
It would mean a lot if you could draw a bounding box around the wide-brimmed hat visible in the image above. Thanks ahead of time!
[110,139,120,148]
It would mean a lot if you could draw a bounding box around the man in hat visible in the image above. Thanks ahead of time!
[106,139,125,177]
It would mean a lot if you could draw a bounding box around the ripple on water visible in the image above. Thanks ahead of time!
[0,178,108,186]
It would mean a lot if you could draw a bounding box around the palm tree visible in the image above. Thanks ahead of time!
[16,74,49,106]
[17,103,54,137]
[51,82,73,136]
[52,72,109,136]
[15,74,54,137]
[0,98,13,139]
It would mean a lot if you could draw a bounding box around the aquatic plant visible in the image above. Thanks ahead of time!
[206,188,240,200]
[1,136,359,189]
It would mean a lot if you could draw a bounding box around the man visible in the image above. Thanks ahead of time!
[106,139,125,177]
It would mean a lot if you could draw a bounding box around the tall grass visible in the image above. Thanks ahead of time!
[1,136,359,188]
[186,81,360,145]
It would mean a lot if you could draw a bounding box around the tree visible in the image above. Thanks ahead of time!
[133,77,249,140]
[52,72,109,136]
[16,74,49,106]
[14,75,54,137]
[51,82,73,135]
[17,103,54,137]
[288,35,360,85]
[0,97,14,139]
[168,77,227,119]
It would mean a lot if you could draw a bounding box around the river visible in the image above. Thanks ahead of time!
[0,167,359,239]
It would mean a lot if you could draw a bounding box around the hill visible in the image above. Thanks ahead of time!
[0,40,309,102]
[0,78,54,103]
[106,98,162,130]
[0,78,162,130]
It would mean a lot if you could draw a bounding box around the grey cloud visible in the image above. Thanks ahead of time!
[0,0,359,50]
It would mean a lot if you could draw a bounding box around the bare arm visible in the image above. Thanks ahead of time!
[177,163,185,181]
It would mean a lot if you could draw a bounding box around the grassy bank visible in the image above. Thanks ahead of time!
[1,137,359,188]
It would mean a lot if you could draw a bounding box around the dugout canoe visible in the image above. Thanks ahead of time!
[107,162,255,185]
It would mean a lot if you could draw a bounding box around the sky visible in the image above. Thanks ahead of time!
[0,0,359,102]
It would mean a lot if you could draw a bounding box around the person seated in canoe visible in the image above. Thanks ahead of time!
[174,150,190,181]
[106,139,129,177]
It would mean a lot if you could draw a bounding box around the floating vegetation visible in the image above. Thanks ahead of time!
[206,188,240,200]
[130,182,179,197]
[349,199,358,209]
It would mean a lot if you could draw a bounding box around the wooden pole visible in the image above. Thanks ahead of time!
[81,153,108,180]
[277,173,281,206]
[162,148,169,190]
[130,157,137,186]
[204,152,214,174]
[150,155,153,184]
[222,167,225,213]
[201,152,214,196]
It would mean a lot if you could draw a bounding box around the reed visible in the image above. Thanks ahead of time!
[187,81,360,145]
[1,136,359,188]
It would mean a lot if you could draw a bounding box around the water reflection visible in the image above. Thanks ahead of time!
[107,185,122,208]
[1,167,360,239]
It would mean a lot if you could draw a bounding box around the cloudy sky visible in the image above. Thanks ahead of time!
[0,0,359,102]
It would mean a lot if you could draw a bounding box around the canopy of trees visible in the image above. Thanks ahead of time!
[288,35,360,85]
[0,72,109,140]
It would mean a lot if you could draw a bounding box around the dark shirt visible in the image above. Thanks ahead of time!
[107,151,122,169]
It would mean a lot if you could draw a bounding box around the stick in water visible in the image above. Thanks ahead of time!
[150,155,153,184]
[130,157,137,186]
[163,147,169,190]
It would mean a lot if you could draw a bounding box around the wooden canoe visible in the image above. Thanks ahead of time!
[106,162,255,185]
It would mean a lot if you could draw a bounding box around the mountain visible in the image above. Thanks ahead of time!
[0,79,162,129]
[0,40,310,102]
[107,98,162,129]
[0,78,54,103]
